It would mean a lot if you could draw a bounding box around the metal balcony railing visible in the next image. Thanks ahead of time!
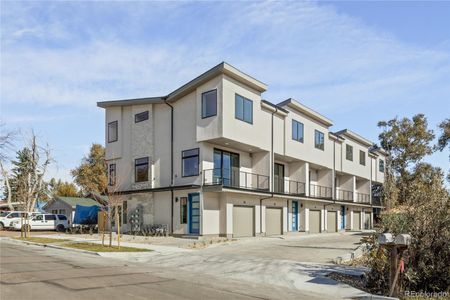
[336,189,354,201]
[273,178,306,196]
[203,168,269,191]
[309,183,332,199]
[355,192,370,203]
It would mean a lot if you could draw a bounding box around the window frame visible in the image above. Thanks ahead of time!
[180,196,187,224]
[109,163,116,186]
[379,159,385,172]
[135,111,149,123]
[108,121,118,143]
[359,150,366,166]
[122,201,127,225]
[292,120,304,143]
[314,130,325,150]
[134,157,149,183]
[182,148,200,177]
[201,89,217,119]
[235,94,253,124]
[346,144,353,161]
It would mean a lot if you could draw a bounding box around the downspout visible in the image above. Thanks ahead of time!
[164,98,174,235]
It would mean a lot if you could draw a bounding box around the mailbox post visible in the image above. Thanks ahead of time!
[378,233,411,297]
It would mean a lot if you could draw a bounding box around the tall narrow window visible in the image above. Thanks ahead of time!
[235,94,253,124]
[135,157,149,182]
[109,163,116,186]
[122,201,127,224]
[314,130,324,150]
[182,148,199,177]
[359,150,366,166]
[201,90,217,118]
[379,159,385,172]
[346,145,353,161]
[135,111,149,123]
[180,197,187,224]
[292,120,304,142]
[108,121,118,143]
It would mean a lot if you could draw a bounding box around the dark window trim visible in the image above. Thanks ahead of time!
[379,159,385,172]
[108,121,118,143]
[314,130,325,151]
[182,148,200,178]
[135,111,149,123]
[201,89,218,119]
[235,93,253,124]
[346,144,353,161]
[109,163,116,186]
[134,157,149,183]
[359,150,366,166]
[292,119,304,143]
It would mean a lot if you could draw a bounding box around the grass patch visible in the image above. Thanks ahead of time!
[63,242,151,252]
[13,237,70,244]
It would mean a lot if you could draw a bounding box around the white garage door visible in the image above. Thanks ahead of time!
[233,206,254,238]
[353,211,361,231]
[266,207,282,236]
[327,211,337,233]
[309,210,321,234]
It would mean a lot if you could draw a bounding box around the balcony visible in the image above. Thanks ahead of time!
[355,192,370,203]
[203,168,269,191]
[309,183,332,199]
[274,178,306,196]
[336,189,353,202]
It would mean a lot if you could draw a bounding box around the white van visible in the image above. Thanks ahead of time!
[11,214,69,232]
[0,211,39,230]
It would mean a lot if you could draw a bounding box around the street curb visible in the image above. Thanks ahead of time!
[6,238,100,256]
[333,243,370,264]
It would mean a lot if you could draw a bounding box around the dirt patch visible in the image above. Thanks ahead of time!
[13,237,70,244]
[63,242,152,252]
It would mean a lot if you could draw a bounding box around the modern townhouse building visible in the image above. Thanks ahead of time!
[97,62,386,238]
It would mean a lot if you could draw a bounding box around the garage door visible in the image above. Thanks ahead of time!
[353,211,361,230]
[309,210,321,233]
[233,206,254,238]
[266,207,282,236]
[327,211,337,233]
[364,212,371,230]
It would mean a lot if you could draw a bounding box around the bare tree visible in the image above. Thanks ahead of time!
[0,123,16,210]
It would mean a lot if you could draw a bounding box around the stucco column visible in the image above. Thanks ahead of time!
[352,175,357,202]
[305,162,310,196]
[304,207,309,232]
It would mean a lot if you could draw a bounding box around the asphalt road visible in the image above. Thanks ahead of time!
[0,239,317,300]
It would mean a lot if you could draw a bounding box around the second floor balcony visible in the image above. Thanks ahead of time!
[273,178,306,196]
[309,183,332,199]
[336,189,353,201]
[203,168,269,191]
[355,192,370,203]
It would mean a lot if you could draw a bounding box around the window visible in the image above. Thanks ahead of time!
[379,159,385,172]
[292,120,304,142]
[135,157,149,182]
[182,148,199,177]
[7,213,19,218]
[135,111,149,123]
[201,90,217,118]
[109,164,116,186]
[180,197,187,224]
[359,150,366,166]
[314,130,324,150]
[346,145,353,161]
[122,201,127,224]
[58,215,67,220]
[108,121,118,143]
[33,215,43,221]
[59,209,66,215]
[45,215,56,221]
[52,210,58,214]
[235,94,253,124]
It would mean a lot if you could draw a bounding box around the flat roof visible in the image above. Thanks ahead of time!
[334,129,374,147]
[277,98,333,127]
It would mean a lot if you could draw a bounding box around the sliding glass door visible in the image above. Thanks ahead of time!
[213,149,239,187]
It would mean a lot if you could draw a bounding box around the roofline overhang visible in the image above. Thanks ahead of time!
[260,100,289,117]
[277,98,333,127]
[97,62,267,109]
[334,129,374,147]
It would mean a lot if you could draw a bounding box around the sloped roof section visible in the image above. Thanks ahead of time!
[277,98,333,127]
[56,197,101,208]
[334,129,374,147]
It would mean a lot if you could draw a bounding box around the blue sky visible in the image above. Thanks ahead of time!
[1,1,449,182]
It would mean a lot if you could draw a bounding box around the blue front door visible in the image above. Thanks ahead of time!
[341,206,345,230]
[188,193,200,234]
[292,201,298,231]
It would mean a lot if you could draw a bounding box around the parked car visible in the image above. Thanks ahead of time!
[11,214,69,232]
[0,211,39,230]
